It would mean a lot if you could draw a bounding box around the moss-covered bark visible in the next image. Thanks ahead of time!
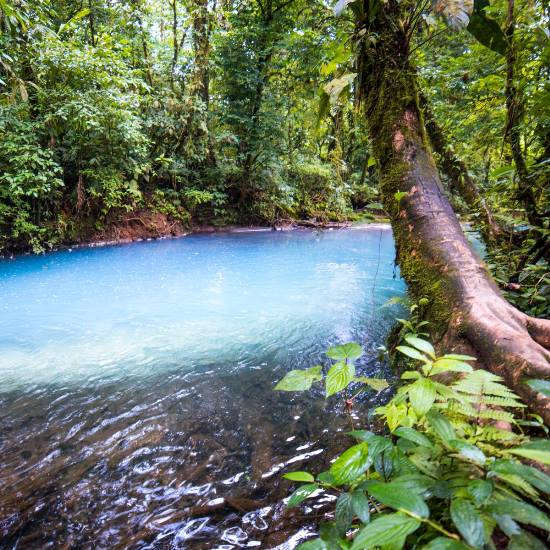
[356,0,550,422]
[419,92,502,242]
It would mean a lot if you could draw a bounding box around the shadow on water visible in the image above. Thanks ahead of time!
[0,228,404,548]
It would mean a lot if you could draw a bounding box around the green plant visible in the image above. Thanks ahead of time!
[275,335,550,549]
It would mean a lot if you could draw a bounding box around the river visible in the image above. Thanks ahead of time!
[0,227,404,549]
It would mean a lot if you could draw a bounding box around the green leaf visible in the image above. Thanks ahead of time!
[486,498,550,532]
[350,512,421,549]
[467,480,492,505]
[366,435,393,466]
[327,342,363,360]
[323,74,357,105]
[430,358,473,375]
[335,493,353,534]
[450,440,486,465]
[450,498,486,549]
[422,537,470,549]
[404,336,435,359]
[394,427,434,448]
[441,354,476,361]
[467,12,507,56]
[408,378,436,416]
[366,481,429,518]
[492,514,521,537]
[390,474,437,496]
[275,366,322,391]
[351,490,370,524]
[509,440,550,465]
[283,471,315,482]
[355,377,389,391]
[348,430,377,442]
[426,409,456,443]
[526,379,550,397]
[326,360,355,397]
[508,531,548,550]
[490,459,550,494]
[287,484,319,508]
[330,443,370,485]
[297,539,327,550]
[396,345,427,361]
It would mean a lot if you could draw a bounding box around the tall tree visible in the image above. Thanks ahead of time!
[351,0,550,421]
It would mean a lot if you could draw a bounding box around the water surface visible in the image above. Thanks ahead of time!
[0,227,404,548]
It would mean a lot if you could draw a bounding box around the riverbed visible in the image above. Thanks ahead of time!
[0,227,404,548]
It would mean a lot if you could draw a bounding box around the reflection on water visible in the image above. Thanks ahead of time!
[0,228,404,548]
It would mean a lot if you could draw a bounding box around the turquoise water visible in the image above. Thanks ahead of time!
[0,227,404,548]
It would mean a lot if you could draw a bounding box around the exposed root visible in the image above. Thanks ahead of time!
[458,299,550,424]
[526,316,550,349]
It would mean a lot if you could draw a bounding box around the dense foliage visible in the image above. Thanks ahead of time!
[275,316,550,549]
[0,0,370,252]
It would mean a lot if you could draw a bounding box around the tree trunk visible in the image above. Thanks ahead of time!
[419,92,502,242]
[88,0,96,47]
[504,0,542,227]
[170,0,179,90]
[357,0,550,422]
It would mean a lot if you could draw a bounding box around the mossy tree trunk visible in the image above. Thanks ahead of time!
[356,0,550,422]
[419,92,502,242]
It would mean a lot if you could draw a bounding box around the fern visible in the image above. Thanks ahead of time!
[452,370,521,401]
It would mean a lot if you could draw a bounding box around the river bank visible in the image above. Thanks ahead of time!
[1,208,390,259]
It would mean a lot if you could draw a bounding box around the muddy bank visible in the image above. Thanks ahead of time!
[1,209,371,258]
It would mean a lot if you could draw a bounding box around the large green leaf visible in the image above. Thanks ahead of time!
[450,498,486,549]
[389,474,437,496]
[330,443,370,485]
[508,531,548,550]
[467,12,507,56]
[408,378,436,416]
[327,342,363,360]
[366,481,430,518]
[335,492,353,534]
[287,484,319,508]
[467,480,492,505]
[283,471,315,482]
[490,459,550,494]
[450,440,486,465]
[351,490,370,524]
[365,435,393,467]
[430,358,473,376]
[275,366,322,391]
[323,74,357,106]
[404,335,435,359]
[394,426,434,448]
[350,512,421,549]
[396,345,428,362]
[509,440,550,465]
[486,498,550,532]
[354,377,389,392]
[326,360,355,397]
[426,409,456,443]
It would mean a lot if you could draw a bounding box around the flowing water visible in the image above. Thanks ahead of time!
[0,227,404,549]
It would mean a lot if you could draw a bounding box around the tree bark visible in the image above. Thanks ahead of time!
[419,92,502,242]
[356,0,550,422]
[170,0,179,90]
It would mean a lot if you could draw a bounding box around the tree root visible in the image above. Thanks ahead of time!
[450,298,550,424]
